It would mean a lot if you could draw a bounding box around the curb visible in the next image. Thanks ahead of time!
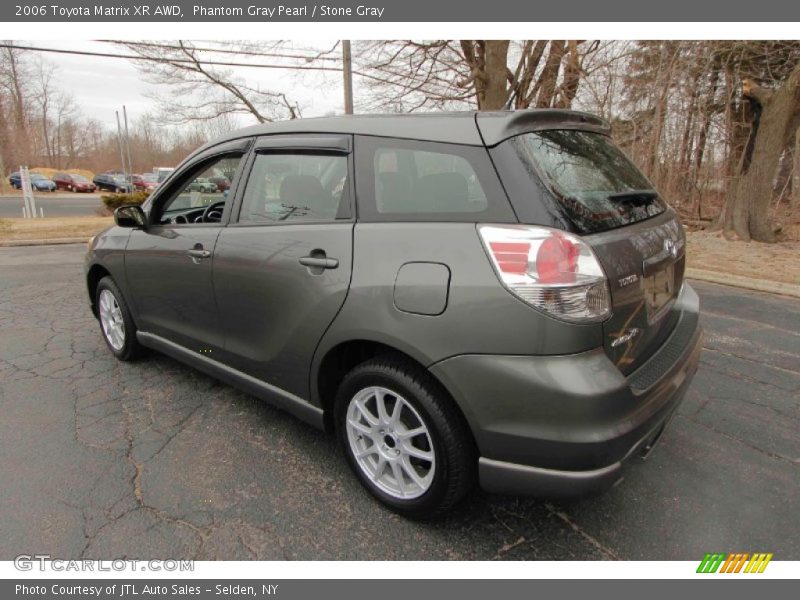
[0,237,89,247]
[686,268,800,299]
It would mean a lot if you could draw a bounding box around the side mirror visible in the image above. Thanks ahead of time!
[114,204,147,229]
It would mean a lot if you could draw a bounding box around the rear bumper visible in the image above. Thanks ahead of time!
[430,283,703,497]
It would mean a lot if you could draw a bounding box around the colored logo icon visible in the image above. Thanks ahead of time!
[697,553,773,573]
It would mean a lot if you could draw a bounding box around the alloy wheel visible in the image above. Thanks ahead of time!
[98,289,125,351]
[345,386,436,500]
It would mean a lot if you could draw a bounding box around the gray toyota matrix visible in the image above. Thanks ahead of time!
[85,110,703,517]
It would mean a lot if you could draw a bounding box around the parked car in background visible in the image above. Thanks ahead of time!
[132,173,159,192]
[93,172,132,193]
[85,110,702,517]
[209,175,231,192]
[8,172,57,192]
[7,172,21,188]
[187,177,218,193]
[153,167,175,183]
[53,172,97,193]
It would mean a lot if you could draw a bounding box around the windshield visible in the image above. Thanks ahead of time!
[72,175,88,182]
[30,174,46,181]
[508,130,666,233]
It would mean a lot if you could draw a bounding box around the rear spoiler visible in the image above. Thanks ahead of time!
[476,109,612,147]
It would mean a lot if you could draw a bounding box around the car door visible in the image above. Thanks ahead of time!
[213,134,355,399]
[124,138,251,352]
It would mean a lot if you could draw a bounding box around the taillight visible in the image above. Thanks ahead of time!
[478,224,611,323]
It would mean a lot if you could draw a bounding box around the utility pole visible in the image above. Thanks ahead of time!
[342,40,354,115]
[56,114,61,170]
[123,105,134,190]
[115,111,127,187]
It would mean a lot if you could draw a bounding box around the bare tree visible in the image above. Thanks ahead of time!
[0,43,32,169]
[32,58,77,168]
[355,40,602,112]
[118,41,305,124]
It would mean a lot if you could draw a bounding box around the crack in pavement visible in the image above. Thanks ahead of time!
[544,504,621,561]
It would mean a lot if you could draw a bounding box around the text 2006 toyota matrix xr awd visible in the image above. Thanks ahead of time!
[85,110,702,518]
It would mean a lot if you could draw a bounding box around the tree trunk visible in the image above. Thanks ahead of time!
[459,40,510,110]
[516,41,547,108]
[720,65,800,241]
[482,41,510,110]
[555,40,581,109]
[535,41,566,107]
[793,131,800,209]
[773,144,793,200]
[691,67,720,219]
[723,67,753,179]
[645,43,678,185]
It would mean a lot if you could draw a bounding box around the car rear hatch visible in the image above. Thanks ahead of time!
[487,124,685,374]
[584,211,685,374]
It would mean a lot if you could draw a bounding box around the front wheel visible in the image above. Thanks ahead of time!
[95,276,142,361]
[335,357,475,518]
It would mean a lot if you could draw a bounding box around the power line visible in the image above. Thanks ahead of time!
[101,40,342,62]
[0,43,346,73]
[0,41,392,86]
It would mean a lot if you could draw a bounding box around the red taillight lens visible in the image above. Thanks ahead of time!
[536,234,579,284]
[489,241,530,274]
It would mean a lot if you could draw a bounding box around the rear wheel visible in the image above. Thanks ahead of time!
[96,276,142,361]
[335,357,475,518]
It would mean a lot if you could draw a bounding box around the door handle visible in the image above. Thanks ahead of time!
[299,255,339,270]
[187,247,211,265]
[187,248,211,260]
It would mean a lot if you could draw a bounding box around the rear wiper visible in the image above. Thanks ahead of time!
[607,190,658,201]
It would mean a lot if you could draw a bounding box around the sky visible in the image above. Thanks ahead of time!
[27,40,346,130]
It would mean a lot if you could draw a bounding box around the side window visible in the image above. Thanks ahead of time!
[373,147,488,214]
[354,136,517,223]
[239,152,348,223]
[157,155,243,224]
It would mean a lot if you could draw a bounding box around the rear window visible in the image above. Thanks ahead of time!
[508,130,666,233]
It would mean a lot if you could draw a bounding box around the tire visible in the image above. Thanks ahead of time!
[95,276,142,361]
[334,356,476,518]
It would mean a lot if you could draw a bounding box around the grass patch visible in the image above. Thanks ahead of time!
[686,230,800,286]
[0,216,112,242]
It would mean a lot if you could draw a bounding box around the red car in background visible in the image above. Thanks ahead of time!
[209,175,231,192]
[53,172,97,193]
[132,173,159,192]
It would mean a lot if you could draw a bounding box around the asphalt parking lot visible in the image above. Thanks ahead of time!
[1,244,798,560]
[0,194,103,218]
